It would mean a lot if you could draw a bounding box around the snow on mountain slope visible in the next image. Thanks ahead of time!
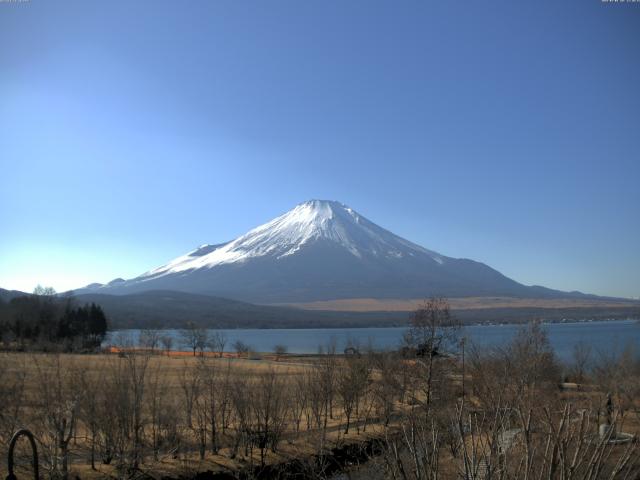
[139,200,445,281]
[76,200,578,303]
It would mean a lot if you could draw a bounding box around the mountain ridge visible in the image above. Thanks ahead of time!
[73,200,599,303]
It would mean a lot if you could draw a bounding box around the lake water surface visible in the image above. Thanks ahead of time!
[108,319,640,362]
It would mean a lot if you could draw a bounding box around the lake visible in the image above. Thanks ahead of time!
[107,319,640,362]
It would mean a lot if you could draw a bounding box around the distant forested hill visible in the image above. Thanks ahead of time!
[73,290,407,329]
[2,288,638,330]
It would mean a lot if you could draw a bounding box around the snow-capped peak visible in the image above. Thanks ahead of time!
[136,200,445,281]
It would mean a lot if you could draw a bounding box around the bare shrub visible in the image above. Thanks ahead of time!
[337,355,371,434]
[181,322,208,356]
[160,334,174,354]
[138,329,161,353]
[0,353,26,444]
[32,354,79,480]
[273,344,288,357]
[233,340,250,356]
[404,297,460,413]
[209,331,227,357]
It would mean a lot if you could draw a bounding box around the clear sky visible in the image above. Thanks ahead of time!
[1,0,639,298]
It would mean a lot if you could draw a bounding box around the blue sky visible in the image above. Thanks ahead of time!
[1,0,639,298]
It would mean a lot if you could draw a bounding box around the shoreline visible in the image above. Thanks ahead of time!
[107,316,640,332]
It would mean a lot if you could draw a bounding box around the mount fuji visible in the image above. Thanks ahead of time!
[76,200,583,303]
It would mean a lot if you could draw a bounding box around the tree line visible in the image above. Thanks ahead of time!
[0,286,108,351]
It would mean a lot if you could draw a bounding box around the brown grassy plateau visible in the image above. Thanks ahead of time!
[283,296,640,312]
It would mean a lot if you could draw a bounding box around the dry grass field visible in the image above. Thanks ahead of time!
[3,317,640,479]
[283,296,640,312]
[1,350,404,480]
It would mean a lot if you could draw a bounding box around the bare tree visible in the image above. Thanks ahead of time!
[318,340,338,421]
[147,361,172,461]
[32,354,79,480]
[33,284,57,297]
[592,342,640,422]
[371,352,400,427]
[249,369,289,466]
[77,367,101,470]
[273,344,288,358]
[404,297,460,412]
[290,372,309,435]
[100,352,151,472]
[230,376,251,459]
[0,353,26,444]
[95,360,119,465]
[305,363,333,454]
[383,402,445,480]
[233,340,250,356]
[469,322,560,416]
[179,360,200,429]
[191,364,208,460]
[125,352,150,470]
[570,339,592,384]
[181,322,208,356]
[337,355,370,434]
[139,329,161,353]
[197,358,224,454]
[209,331,227,357]
[160,334,174,355]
